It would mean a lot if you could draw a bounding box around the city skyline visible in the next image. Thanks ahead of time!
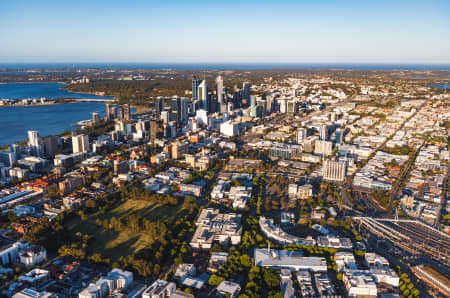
[1,0,449,63]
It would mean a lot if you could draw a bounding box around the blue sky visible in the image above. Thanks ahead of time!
[0,0,449,63]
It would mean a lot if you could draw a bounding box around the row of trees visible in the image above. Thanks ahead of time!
[396,266,420,297]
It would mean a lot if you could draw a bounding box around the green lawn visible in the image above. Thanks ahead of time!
[67,199,185,259]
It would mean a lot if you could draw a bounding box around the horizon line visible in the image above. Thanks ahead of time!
[1,61,450,65]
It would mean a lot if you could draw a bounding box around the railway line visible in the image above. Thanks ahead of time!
[354,217,450,266]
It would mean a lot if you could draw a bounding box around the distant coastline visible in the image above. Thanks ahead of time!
[0,82,114,101]
[0,98,113,108]
[1,62,450,71]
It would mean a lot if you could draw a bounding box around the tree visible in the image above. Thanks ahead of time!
[263,269,279,288]
[208,274,225,286]
[240,254,252,268]
[132,259,151,277]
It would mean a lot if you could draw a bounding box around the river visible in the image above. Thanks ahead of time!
[0,82,114,145]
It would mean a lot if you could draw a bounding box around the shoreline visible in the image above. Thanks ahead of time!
[0,98,115,108]
[0,81,114,101]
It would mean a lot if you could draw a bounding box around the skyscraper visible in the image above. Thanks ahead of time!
[170,96,182,128]
[72,133,89,154]
[44,136,59,158]
[319,124,328,141]
[118,106,124,120]
[92,112,100,125]
[110,106,118,120]
[136,119,146,132]
[192,76,200,101]
[123,104,131,121]
[198,80,208,111]
[181,97,189,124]
[242,82,250,101]
[155,96,164,119]
[216,75,224,107]
[266,95,274,114]
[105,103,111,121]
[160,110,169,124]
[28,130,43,156]
[150,120,161,143]
[335,128,343,145]
[250,95,257,117]
[232,87,242,108]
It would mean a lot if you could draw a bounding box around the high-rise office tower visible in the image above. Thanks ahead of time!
[155,96,164,119]
[319,124,328,141]
[250,95,257,117]
[92,112,100,125]
[105,103,111,121]
[164,122,177,138]
[28,130,43,156]
[279,98,288,113]
[266,95,274,114]
[150,120,160,143]
[181,97,189,124]
[242,82,250,101]
[216,75,224,108]
[123,104,131,121]
[170,97,182,128]
[192,76,200,101]
[110,106,118,120]
[227,102,233,114]
[72,133,89,154]
[118,106,124,120]
[135,119,147,139]
[44,136,59,158]
[335,128,343,145]
[255,105,264,118]
[136,119,146,132]
[160,110,169,124]
[233,88,242,108]
[220,102,228,114]
[198,80,208,111]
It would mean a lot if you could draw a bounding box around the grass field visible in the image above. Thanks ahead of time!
[67,199,185,259]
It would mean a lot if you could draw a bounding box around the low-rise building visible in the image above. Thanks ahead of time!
[79,269,133,298]
[254,248,327,272]
[190,208,242,250]
[174,264,196,281]
[19,245,46,266]
[343,270,378,297]
[207,252,229,273]
[216,281,241,298]
[296,270,317,297]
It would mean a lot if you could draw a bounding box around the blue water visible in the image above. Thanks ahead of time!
[1,62,450,71]
[429,84,450,90]
[0,102,109,145]
[0,83,116,145]
[0,82,113,100]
